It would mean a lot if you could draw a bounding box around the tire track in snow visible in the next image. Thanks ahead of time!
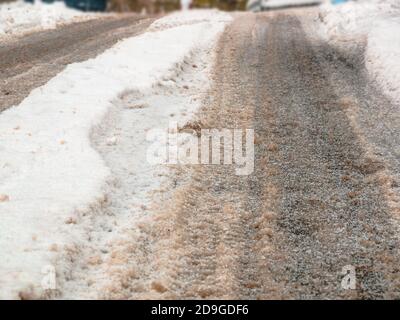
[116,11,400,299]
[0,11,231,299]
[58,22,228,299]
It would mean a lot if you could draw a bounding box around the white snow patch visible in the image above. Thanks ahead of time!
[247,0,327,11]
[316,0,400,103]
[264,0,325,8]
[0,0,99,38]
[0,9,231,299]
[149,9,232,31]
[365,18,400,104]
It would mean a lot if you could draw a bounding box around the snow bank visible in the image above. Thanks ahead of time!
[61,26,220,299]
[318,0,396,46]
[0,0,97,38]
[317,0,400,103]
[365,18,400,104]
[0,10,231,299]
[247,0,327,11]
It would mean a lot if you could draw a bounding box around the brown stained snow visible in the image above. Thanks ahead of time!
[97,11,400,299]
[34,10,400,299]
[101,14,287,300]
[0,194,9,202]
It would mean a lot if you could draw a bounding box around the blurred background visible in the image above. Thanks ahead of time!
[108,0,247,13]
[0,0,353,14]
[0,0,247,13]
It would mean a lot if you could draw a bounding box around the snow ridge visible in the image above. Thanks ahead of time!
[317,0,400,104]
[0,10,231,299]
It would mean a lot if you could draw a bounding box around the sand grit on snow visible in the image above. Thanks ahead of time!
[0,0,98,38]
[0,10,231,299]
[317,0,400,103]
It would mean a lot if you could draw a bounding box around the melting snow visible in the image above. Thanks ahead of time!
[0,10,232,299]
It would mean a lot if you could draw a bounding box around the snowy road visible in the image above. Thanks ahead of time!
[122,10,400,299]
[0,15,153,112]
[1,3,400,300]
[0,10,232,299]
